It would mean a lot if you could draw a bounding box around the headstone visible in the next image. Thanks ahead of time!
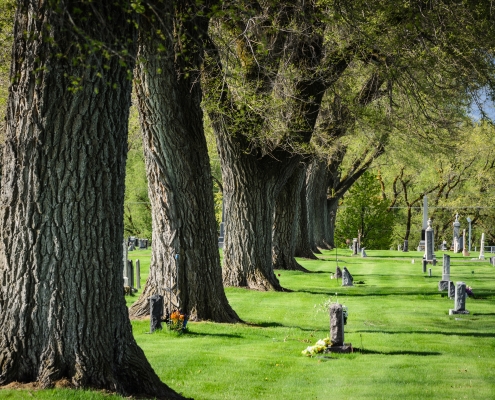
[128,243,135,251]
[342,267,353,286]
[150,294,164,332]
[438,280,449,291]
[403,239,409,252]
[449,282,469,315]
[479,233,485,260]
[136,259,141,289]
[139,239,146,249]
[462,229,470,256]
[448,281,455,299]
[424,218,435,262]
[329,304,344,346]
[335,266,342,279]
[490,256,495,266]
[440,241,447,251]
[218,222,225,248]
[453,214,461,253]
[352,238,358,255]
[442,254,450,281]
[397,244,402,251]
[422,259,427,273]
[361,247,367,257]
[127,260,134,289]
[123,238,128,281]
[130,236,137,246]
[417,196,428,251]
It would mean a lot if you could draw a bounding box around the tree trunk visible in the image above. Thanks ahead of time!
[312,161,332,249]
[213,119,296,290]
[326,197,339,248]
[272,164,309,271]
[129,1,239,323]
[0,3,181,398]
[305,160,325,254]
[294,164,318,259]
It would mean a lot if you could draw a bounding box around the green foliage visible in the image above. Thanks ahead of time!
[335,171,395,249]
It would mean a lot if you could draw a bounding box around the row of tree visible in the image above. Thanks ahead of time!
[0,1,494,398]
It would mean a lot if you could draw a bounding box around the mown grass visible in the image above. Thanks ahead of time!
[2,249,495,399]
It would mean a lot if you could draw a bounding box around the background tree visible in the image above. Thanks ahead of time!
[0,1,181,398]
[335,171,395,249]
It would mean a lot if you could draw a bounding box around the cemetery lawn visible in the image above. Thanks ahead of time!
[3,249,495,399]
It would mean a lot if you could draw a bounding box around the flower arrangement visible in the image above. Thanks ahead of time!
[168,309,188,332]
[302,338,332,357]
[466,286,474,298]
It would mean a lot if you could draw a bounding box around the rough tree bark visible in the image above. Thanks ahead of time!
[272,164,309,271]
[129,1,239,323]
[0,2,182,398]
[294,165,318,259]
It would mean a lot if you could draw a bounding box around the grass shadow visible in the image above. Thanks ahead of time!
[355,329,495,338]
[355,348,441,356]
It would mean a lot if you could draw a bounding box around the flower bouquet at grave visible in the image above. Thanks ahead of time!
[168,309,188,333]
[466,286,474,298]
[301,338,332,357]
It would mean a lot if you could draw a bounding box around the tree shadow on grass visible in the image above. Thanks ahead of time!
[355,348,441,356]
[245,321,322,332]
[355,329,495,338]
[184,331,243,339]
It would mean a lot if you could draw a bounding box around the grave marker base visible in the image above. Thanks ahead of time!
[325,344,353,354]
[449,309,470,315]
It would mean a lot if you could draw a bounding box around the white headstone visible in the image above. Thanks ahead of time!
[479,233,485,260]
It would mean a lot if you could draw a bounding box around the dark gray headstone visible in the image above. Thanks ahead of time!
[438,280,449,291]
[127,259,134,289]
[335,266,342,279]
[422,259,427,273]
[150,294,164,332]
[448,281,455,299]
[329,304,344,346]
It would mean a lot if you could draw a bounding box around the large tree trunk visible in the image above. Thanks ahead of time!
[312,161,332,249]
[213,120,295,290]
[129,1,239,323]
[272,164,309,271]
[294,164,318,259]
[0,2,181,398]
[305,160,325,254]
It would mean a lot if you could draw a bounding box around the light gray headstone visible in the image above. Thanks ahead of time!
[136,259,141,289]
[449,281,469,315]
[342,267,354,286]
[479,233,485,260]
[425,219,434,261]
[442,254,450,281]
[361,248,367,257]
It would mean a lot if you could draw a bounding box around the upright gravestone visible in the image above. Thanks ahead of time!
[127,260,134,289]
[135,259,141,289]
[425,218,435,262]
[490,256,495,266]
[449,282,469,315]
[462,229,470,256]
[361,247,367,258]
[417,196,428,251]
[448,281,455,299]
[453,214,461,253]
[329,304,344,346]
[352,238,358,255]
[335,266,342,279]
[123,238,128,283]
[438,254,450,291]
[150,294,164,332]
[342,267,354,286]
[479,233,486,260]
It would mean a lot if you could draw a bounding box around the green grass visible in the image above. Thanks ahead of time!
[3,249,495,399]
